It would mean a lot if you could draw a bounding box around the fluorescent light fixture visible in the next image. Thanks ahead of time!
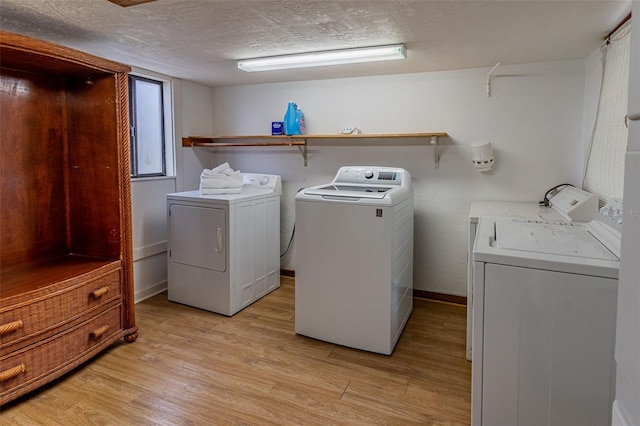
[238,44,406,72]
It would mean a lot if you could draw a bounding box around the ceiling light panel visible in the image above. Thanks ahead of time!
[238,44,407,72]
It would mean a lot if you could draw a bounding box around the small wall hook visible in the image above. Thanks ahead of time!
[487,62,500,97]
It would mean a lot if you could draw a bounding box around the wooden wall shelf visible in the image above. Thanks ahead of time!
[182,132,448,168]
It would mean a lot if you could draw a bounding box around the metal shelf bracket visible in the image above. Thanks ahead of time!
[430,135,439,168]
[292,138,308,166]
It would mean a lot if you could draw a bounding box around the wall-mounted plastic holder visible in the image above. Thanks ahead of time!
[471,141,494,172]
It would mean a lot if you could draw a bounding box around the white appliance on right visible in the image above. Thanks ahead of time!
[466,185,597,361]
[472,211,621,426]
[613,2,640,425]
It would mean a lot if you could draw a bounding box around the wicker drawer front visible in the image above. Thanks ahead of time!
[0,269,122,354]
[0,304,122,404]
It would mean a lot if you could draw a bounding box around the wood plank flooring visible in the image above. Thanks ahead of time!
[2,277,471,425]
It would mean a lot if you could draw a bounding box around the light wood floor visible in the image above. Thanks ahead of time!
[2,277,471,425]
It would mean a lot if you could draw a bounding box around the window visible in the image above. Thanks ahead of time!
[583,20,631,203]
[128,72,175,178]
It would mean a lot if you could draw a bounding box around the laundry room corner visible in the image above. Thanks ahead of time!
[201,60,587,298]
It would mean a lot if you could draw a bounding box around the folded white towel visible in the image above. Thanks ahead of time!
[210,162,231,175]
[199,176,242,189]
[203,162,242,178]
[199,163,243,195]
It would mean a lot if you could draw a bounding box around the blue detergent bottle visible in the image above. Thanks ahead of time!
[296,105,306,134]
[284,101,298,135]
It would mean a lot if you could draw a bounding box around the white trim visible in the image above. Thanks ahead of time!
[131,175,177,183]
[172,79,185,192]
[134,281,167,304]
[133,241,167,261]
[130,66,173,81]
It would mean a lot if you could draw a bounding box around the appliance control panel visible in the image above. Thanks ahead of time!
[242,173,282,194]
[548,186,598,222]
[333,166,405,185]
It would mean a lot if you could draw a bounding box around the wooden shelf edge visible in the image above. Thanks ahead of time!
[183,136,299,147]
[305,132,448,139]
[185,140,307,148]
[182,132,448,147]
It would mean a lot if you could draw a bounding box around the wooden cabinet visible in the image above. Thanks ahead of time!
[0,31,137,405]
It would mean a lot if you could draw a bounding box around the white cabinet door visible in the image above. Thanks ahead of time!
[169,204,226,272]
[482,263,617,426]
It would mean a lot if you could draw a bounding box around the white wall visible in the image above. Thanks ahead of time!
[180,60,586,296]
[131,177,176,302]
[132,79,215,302]
[178,80,216,191]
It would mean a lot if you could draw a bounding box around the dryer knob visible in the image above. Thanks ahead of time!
[259,176,269,185]
[364,170,374,179]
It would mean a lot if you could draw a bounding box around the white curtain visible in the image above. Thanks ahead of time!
[583,21,631,203]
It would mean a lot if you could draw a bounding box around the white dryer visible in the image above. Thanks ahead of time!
[166,173,281,316]
[471,209,621,426]
[295,166,413,355]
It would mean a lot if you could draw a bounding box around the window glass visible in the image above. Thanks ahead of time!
[130,76,166,177]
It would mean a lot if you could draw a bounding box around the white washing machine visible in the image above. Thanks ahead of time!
[466,186,598,360]
[295,166,413,355]
[166,173,281,316]
[471,208,621,426]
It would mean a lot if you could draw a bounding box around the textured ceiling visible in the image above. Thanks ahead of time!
[0,0,632,87]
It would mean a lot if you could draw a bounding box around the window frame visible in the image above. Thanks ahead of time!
[128,70,176,179]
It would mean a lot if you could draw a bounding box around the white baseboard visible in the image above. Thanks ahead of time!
[135,280,167,304]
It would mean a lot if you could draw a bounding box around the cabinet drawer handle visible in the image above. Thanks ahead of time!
[0,363,26,382]
[0,319,24,335]
[90,286,109,298]
[90,325,110,339]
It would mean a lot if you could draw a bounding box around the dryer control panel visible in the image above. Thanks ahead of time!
[333,166,406,185]
[242,173,282,194]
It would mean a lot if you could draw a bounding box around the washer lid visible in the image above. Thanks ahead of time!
[166,187,279,204]
[473,217,620,278]
[496,220,618,261]
[304,184,393,199]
